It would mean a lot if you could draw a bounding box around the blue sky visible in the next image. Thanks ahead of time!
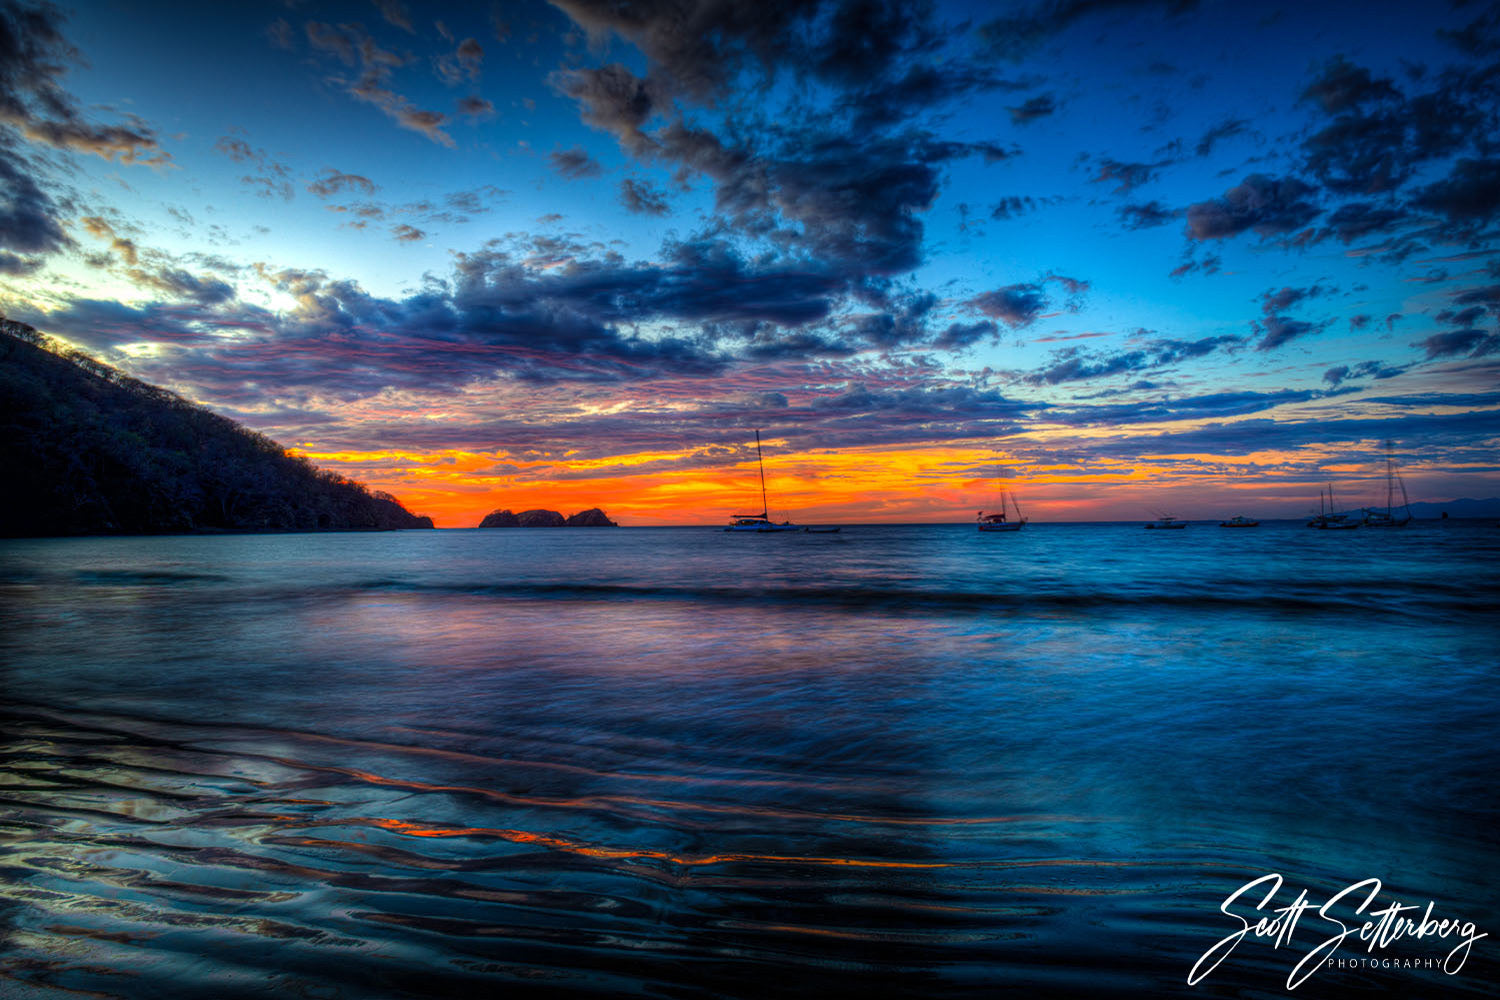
[2,0,1497,524]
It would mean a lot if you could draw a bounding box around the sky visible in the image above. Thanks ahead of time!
[1,0,1498,526]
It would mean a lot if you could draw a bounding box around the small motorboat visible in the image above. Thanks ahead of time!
[1145,514,1187,529]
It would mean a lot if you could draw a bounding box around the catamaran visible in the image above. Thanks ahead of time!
[1362,441,1412,527]
[725,430,802,532]
[977,490,1027,532]
[1219,515,1259,527]
[1145,513,1187,529]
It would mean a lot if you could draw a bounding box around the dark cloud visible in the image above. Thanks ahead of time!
[1323,359,1405,386]
[1413,329,1500,359]
[969,275,1088,329]
[130,267,237,305]
[1254,315,1325,352]
[620,177,669,215]
[1299,56,1400,114]
[1028,408,1500,464]
[391,224,425,242]
[1438,6,1500,57]
[931,320,996,351]
[244,372,1045,460]
[844,290,940,350]
[1299,60,1490,197]
[28,236,946,402]
[550,3,1023,279]
[1006,94,1057,124]
[1119,200,1173,229]
[0,0,164,163]
[970,283,1048,327]
[306,169,378,198]
[456,95,494,117]
[1091,157,1167,194]
[553,0,953,108]
[438,186,504,219]
[1194,118,1248,157]
[435,37,483,86]
[976,0,1200,62]
[1364,391,1500,409]
[643,120,979,274]
[0,249,42,274]
[1049,388,1332,427]
[1436,304,1486,328]
[1259,284,1328,316]
[990,196,1046,220]
[0,145,68,254]
[1185,174,1320,240]
[78,215,138,264]
[550,146,602,179]
[372,0,412,33]
[551,63,657,153]
[213,134,294,200]
[304,20,454,146]
[1023,334,1240,385]
[843,62,1030,132]
[1410,158,1500,227]
[1312,201,1407,244]
[1168,252,1220,279]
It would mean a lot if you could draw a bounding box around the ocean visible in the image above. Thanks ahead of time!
[1,521,1497,998]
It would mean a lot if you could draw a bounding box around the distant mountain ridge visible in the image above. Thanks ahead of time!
[0,317,433,536]
[1406,498,1500,518]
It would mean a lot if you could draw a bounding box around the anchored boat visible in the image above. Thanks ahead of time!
[1363,441,1412,527]
[1308,484,1359,529]
[725,430,803,532]
[977,491,1027,532]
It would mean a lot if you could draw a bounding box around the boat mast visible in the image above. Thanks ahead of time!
[755,429,769,519]
[1386,440,1395,513]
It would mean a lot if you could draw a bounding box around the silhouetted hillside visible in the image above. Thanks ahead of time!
[0,317,433,536]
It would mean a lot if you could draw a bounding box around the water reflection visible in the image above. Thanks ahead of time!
[0,524,1497,996]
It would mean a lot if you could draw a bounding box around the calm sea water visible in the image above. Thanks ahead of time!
[1,522,1497,998]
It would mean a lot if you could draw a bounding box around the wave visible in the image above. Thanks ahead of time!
[341,577,1495,619]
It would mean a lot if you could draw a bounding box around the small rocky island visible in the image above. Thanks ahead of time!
[479,507,617,527]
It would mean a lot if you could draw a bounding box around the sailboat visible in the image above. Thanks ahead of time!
[1308,483,1358,529]
[1362,441,1412,527]
[977,491,1027,532]
[725,430,802,532]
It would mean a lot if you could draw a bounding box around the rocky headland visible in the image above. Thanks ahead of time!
[478,507,617,527]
